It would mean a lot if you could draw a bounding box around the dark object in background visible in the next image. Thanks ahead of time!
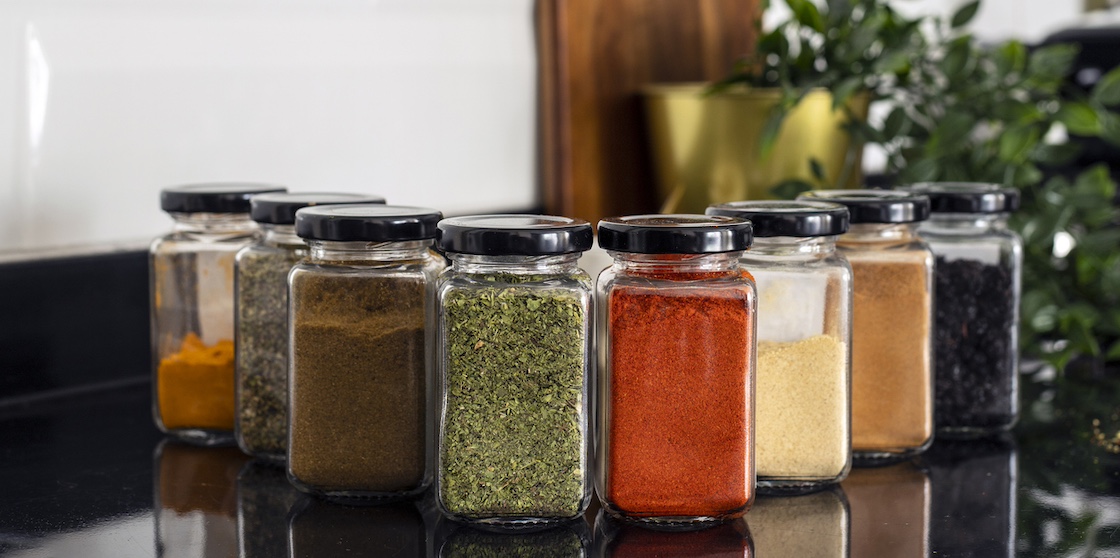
[925,436,1017,558]
[1039,24,1120,174]
[0,250,150,403]
[287,496,427,558]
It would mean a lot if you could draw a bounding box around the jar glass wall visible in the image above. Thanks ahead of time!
[435,215,594,526]
[150,183,286,446]
[708,201,852,492]
[595,215,756,527]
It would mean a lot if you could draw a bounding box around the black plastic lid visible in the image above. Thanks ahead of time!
[295,205,442,242]
[250,192,387,225]
[705,200,850,237]
[597,214,753,254]
[437,214,594,256]
[902,183,1020,214]
[797,189,931,224]
[160,182,288,214]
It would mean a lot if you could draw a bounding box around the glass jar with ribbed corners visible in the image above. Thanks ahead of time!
[435,214,594,526]
[151,182,286,447]
[595,214,757,528]
[233,192,384,463]
[905,183,1022,438]
[707,200,852,493]
[287,204,445,502]
[799,190,935,462]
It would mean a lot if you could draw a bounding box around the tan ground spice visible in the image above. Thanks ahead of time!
[756,334,849,479]
[848,254,933,454]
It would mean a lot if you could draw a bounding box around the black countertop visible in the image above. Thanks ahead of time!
[1,362,1118,557]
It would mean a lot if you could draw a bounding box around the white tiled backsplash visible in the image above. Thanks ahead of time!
[0,0,536,253]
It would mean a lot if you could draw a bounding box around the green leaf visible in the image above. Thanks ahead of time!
[994,40,1027,75]
[809,158,827,182]
[769,179,815,200]
[1012,163,1044,187]
[796,0,826,33]
[1106,339,1120,361]
[999,126,1040,163]
[950,0,981,28]
[831,77,864,110]
[1032,143,1081,167]
[926,111,974,153]
[941,37,972,80]
[1072,164,1116,201]
[883,106,909,138]
[1091,66,1120,106]
[874,48,912,74]
[759,109,787,158]
[1027,44,1078,81]
[901,158,941,183]
[1057,102,1101,136]
[1100,111,1120,148]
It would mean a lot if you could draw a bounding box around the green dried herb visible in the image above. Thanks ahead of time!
[235,244,304,459]
[441,524,586,558]
[439,276,588,519]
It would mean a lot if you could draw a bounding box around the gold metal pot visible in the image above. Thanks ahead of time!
[644,84,870,214]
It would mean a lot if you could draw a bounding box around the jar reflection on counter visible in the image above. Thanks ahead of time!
[151,182,287,446]
[595,215,757,526]
[842,460,930,558]
[287,496,427,558]
[708,201,852,492]
[748,487,849,558]
[233,192,385,463]
[287,205,445,501]
[905,183,1023,437]
[799,190,935,461]
[236,461,302,558]
[154,440,249,558]
[926,436,1016,557]
[437,518,590,557]
[596,510,752,557]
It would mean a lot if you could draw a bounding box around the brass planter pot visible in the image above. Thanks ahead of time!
[644,84,870,214]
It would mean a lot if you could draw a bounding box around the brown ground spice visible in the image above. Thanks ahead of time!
[848,255,933,454]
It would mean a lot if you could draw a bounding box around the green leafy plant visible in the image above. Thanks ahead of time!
[727,0,1120,368]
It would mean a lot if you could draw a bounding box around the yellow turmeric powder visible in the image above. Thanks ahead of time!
[157,333,236,430]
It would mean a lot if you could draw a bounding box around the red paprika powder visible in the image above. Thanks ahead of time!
[596,215,756,524]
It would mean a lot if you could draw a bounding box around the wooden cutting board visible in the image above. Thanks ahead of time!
[537,0,760,225]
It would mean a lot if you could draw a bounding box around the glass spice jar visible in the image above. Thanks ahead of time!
[905,183,1022,437]
[234,192,385,463]
[435,215,595,526]
[596,215,757,527]
[799,190,934,461]
[287,205,445,501]
[151,182,287,446]
[707,201,852,493]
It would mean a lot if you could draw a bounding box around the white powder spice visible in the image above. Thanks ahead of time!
[757,334,849,481]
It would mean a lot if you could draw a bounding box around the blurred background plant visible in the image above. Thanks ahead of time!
[724,0,1120,369]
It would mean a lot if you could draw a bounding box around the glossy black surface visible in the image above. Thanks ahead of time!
[1,364,1118,557]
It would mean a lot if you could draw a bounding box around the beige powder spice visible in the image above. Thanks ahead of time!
[848,254,933,454]
[757,334,849,479]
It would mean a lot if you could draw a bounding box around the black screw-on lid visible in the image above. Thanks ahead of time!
[705,200,850,237]
[250,193,387,225]
[295,205,442,242]
[597,214,753,254]
[798,189,931,224]
[160,182,288,214]
[437,214,594,256]
[902,183,1020,214]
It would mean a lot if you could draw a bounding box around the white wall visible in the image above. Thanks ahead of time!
[0,0,537,254]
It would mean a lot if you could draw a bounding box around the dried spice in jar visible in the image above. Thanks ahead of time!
[287,205,445,500]
[234,192,384,462]
[436,215,594,524]
[151,182,286,445]
[906,183,1022,437]
[596,215,756,526]
[800,190,935,461]
[708,201,852,492]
